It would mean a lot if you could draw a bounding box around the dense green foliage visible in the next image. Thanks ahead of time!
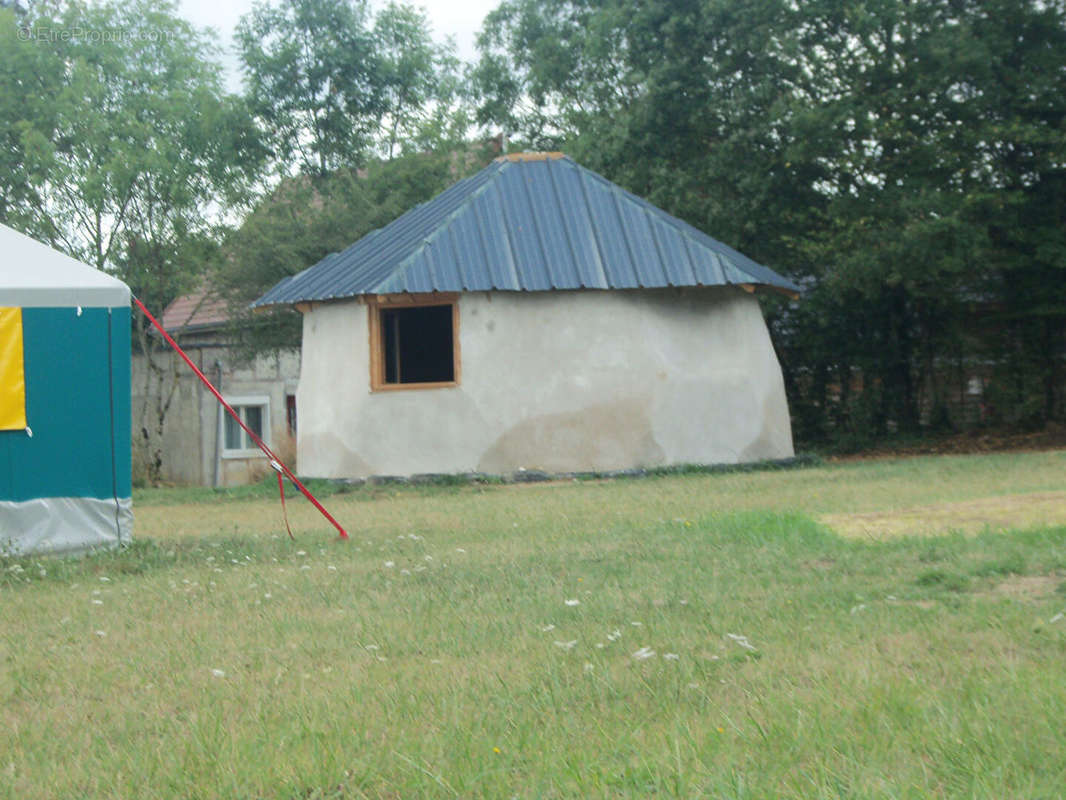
[473,0,1066,444]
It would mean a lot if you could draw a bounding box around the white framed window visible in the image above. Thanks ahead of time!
[220,395,270,458]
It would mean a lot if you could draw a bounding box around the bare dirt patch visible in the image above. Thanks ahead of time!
[983,574,1062,602]
[821,491,1066,540]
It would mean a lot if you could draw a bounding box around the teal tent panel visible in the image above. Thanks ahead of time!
[108,306,132,497]
[0,306,131,502]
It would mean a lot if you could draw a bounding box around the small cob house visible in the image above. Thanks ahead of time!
[254,153,799,479]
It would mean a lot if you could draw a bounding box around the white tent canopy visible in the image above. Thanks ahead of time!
[0,223,130,308]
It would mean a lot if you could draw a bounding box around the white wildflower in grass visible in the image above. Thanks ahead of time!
[414,565,427,572]
[725,633,756,651]
[565,599,580,606]
[263,593,272,600]
[296,550,307,557]
[365,644,380,651]
[456,548,466,553]
[607,629,622,642]
[300,565,311,571]
[211,669,225,678]
[583,662,594,673]
[540,624,556,632]
[595,643,605,649]
[99,576,110,582]
[424,555,433,561]
[664,653,680,661]
[554,640,578,651]
[630,621,642,627]
[680,599,688,605]
[400,569,411,576]
[850,604,867,615]
[1050,612,1064,624]
[632,646,655,660]
[376,656,387,662]
[91,599,103,606]
[327,565,337,571]
[94,630,106,638]
[384,561,395,568]
[92,589,101,595]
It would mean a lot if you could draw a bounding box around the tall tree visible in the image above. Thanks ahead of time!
[237,0,469,173]
[373,2,466,159]
[237,0,384,176]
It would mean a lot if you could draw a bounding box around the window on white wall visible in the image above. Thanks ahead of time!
[368,293,460,391]
[221,396,270,457]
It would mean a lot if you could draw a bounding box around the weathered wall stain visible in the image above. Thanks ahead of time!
[478,395,665,474]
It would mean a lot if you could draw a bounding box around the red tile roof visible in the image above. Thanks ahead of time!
[160,289,229,332]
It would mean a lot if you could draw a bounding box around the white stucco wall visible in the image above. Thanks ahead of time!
[297,287,794,478]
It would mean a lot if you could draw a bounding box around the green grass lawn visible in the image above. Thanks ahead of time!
[2,451,1065,798]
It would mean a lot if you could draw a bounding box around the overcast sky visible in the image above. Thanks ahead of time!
[177,0,502,93]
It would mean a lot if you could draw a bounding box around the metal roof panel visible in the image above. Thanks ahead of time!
[253,155,800,308]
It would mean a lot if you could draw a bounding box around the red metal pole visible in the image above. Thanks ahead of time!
[133,295,348,539]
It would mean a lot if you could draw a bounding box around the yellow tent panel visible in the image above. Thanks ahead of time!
[0,307,27,430]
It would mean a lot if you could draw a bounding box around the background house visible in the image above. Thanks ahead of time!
[131,288,300,486]
[255,153,801,479]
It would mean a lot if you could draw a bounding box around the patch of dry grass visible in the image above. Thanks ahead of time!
[822,491,1066,540]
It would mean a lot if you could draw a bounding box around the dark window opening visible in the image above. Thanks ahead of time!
[286,394,297,435]
[381,305,454,384]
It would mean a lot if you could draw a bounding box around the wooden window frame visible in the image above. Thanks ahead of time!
[367,293,460,392]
